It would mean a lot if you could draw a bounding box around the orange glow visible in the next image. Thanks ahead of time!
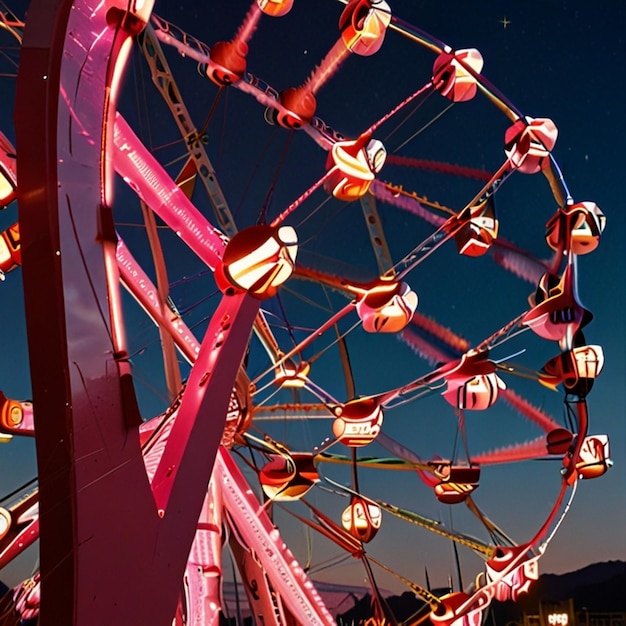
[332,397,383,447]
[220,225,297,298]
[259,453,319,500]
[339,0,391,57]
[324,136,386,201]
[341,497,382,542]
[257,0,293,17]
[0,222,20,275]
[576,434,611,479]
[0,131,17,208]
[356,280,418,333]
[274,358,310,388]
[0,396,23,430]
[432,464,480,504]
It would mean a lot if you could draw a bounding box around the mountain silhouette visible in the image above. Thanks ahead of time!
[2,561,624,624]
[514,561,626,613]
[337,561,626,624]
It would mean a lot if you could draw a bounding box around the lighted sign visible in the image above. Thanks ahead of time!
[548,613,569,626]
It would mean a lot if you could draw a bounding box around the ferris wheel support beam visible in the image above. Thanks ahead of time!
[360,193,394,275]
[138,26,285,364]
[140,24,239,238]
[15,1,260,624]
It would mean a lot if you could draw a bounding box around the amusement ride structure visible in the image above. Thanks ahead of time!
[0,0,612,624]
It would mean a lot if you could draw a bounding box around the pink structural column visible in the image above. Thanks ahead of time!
[15,1,260,624]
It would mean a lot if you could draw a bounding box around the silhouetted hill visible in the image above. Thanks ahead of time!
[337,591,428,624]
[3,561,624,624]
[514,560,626,613]
[543,561,625,588]
[338,561,626,624]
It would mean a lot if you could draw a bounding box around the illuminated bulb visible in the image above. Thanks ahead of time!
[356,280,418,333]
[0,222,21,277]
[257,0,293,17]
[576,434,611,479]
[0,131,17,208]
[324,135,386,201]
[0,508,10,541]
[274,358,310,388]
[332,397,383,447]
[105,0,155,35]
[218,225,297,299]
[340,497,382,542]
[339,0,391,56]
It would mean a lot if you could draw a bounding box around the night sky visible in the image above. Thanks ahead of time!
[0,0,624,598]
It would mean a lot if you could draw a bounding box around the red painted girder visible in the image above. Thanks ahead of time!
[15,1,260,624]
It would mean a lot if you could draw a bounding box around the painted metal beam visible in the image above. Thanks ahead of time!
[15,2,260,623]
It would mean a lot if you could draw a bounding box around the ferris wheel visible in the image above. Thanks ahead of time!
[0,1,612,625]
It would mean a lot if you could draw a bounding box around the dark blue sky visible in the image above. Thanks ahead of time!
[0,0,624,596]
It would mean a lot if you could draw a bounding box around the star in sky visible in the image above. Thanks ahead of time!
[500,16,511,28]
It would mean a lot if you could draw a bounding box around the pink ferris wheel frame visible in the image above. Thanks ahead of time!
[7,0,610,624]
[15,1,262,623]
